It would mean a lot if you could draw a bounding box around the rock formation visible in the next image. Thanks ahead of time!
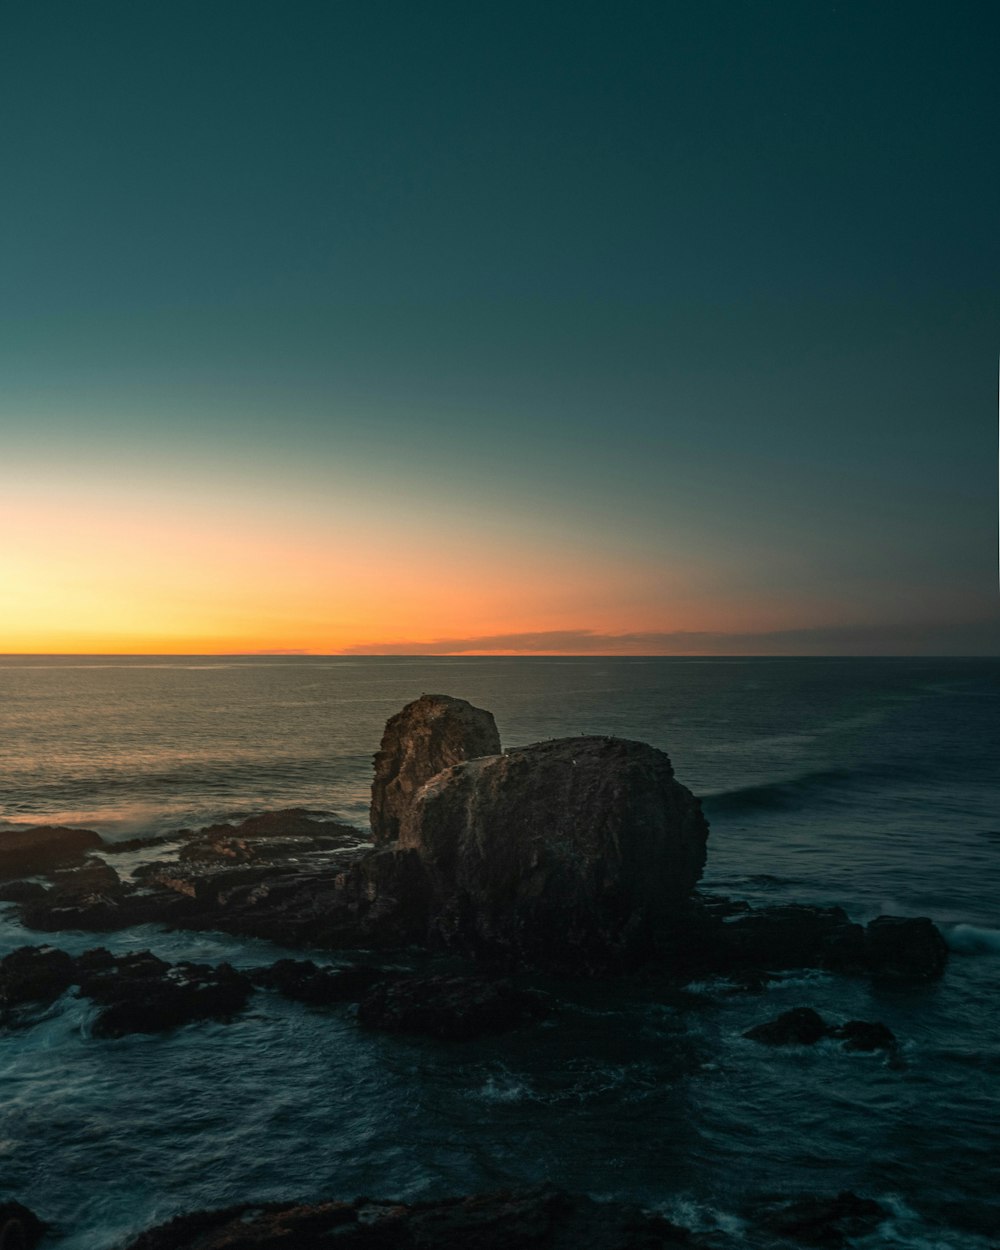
[370,694,501,843]
[384,735,709,968]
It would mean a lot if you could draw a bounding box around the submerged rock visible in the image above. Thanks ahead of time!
[750,1190,887,1247]
[863,915,948,981]
[371,694,501,844]
[358,973,549,1040]
[0,824,104,880]
[744,1007,899,1057]
[0,946,76,1010]
[743,1006,829,1046]
[123,1184,700,1249]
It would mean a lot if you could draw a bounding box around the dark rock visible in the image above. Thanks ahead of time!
[250,958,387,1005]
[124,1184,699,1250]
[177,808,361,865]
[358,973,549,1040]
[744,1007,829,1046]
[864,915,948,981]
[0,881,47,904]
[752,1191,887,1247]
[396,736,708,969]
[0,1201,45,1250]
[714,904,865,974]
[371,694,502,845]
[0,824,105,880]
[830,1019,898,1052]
[0,946,76,1009]
[75,951,253,1037]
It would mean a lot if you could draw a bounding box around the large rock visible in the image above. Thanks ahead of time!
[0,824,105,879]
[396,735,708,969]
[371,695,501,844]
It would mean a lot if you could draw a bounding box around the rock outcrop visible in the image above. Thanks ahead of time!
[370,695,501,844]
[124,1185,700,1250]
[384,736,708,969]
[0,824,105,879]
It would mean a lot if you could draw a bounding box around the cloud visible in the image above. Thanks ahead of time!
[338,620,1000,656]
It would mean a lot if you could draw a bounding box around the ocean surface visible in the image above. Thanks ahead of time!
[0,656,997,1248]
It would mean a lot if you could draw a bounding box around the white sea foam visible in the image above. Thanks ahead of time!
[945,923,1000,955]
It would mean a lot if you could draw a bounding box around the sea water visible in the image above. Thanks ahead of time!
[0,656,997,1247]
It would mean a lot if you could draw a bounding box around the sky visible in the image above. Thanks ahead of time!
[2,0,998,655]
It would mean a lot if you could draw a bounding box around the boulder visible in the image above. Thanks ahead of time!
[863,915,948,981]
[77,954,253,1038]
[0,1202,45,1250]
[396,736,708,969]
[370,695,501,844]
[743,1007,829,1046]
[124,1185,700,1250]
[830,1019,897,1052]
[358,973,549,1040]
[0,946,76,1009]
[0,824,104,879]
[249,959,387,1005]
[750,1191,887,1247]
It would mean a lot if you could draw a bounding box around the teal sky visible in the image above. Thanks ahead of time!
[3,0,998,653]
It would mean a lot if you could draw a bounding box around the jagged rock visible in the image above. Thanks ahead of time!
[829,1019,898,1052]
[77,953,253,1038]
[394,736,708,970]
[0,1201,45,1250]
[745,1009,900,1058]
[358,973,549,1040]
[751,1191,887,1247]
[744,1007,829,1046]
[177,808,361,864]
[249,958,387,1005]
[0,946,76,1009]
[123,1184,699,1249]
[864,915,948,981]
[712,904,865,974]
[370,694,501,844]
[0,824,105,879]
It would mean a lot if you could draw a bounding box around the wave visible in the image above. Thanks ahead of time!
[945,924,1000,955]
[702,768,857,814]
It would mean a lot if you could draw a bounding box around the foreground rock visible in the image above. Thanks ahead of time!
[76,949,253,1038]
[672,896,949,984]
[749,1191,887,1247]
[373,734,709,969]
[370,694,501,844]
[124,1185,701,1250]
[358,973,549,1040]
[0,1202,45,1250]
[0,824,105,879]
[0,944,253,1037]
[744,1007,900,1058]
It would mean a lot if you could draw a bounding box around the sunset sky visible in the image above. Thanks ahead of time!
[3,1,998,655]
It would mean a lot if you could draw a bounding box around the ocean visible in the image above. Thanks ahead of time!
[1,656,997,1248]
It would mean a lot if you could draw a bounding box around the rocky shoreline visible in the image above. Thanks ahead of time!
[0,695,950,1247]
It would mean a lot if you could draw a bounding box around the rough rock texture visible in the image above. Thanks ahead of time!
[76,949,254,1038]
[124,1185,700,1250]
[744,1008,899,1058]
[750,1191,887,1247]
[370,695,501,844]
[0,1201,45,1250]
[249,959,387,1006]
[176,808,361,864]
[863,915,948,981]
[358,973,549,1040]
[743,1006,829,1046]
[395,736,708,969]
[0,824,105,879]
